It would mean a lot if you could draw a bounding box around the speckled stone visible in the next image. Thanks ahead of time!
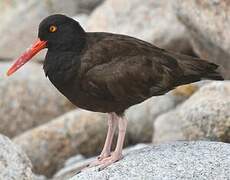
[12,103,155,178]
[0,134,33,180]
[153,81,230,143]
[174,0,230,78]
[0,62,74,137]
[71,141,230,180]
[0,0,103,59]
[126,88,191,143]
[87,0,192,54]
[12,89,192,178]
[53,144,148,179]
[13,109,108,177]
[126,83,200,143]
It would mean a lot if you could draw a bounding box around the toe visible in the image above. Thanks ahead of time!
[87,154,111,168]
[98,160,114,171]
[98,153,123,170]
[87,159,101,168]
[98,152,111,160]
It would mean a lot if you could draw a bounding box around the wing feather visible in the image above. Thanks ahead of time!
[80,33,183,104]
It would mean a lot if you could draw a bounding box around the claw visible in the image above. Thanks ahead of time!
[98,153,123,171]
[86,152,111,168]
[97,152,111,161]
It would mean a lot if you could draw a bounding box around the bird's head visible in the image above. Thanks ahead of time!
[7,14,85,76]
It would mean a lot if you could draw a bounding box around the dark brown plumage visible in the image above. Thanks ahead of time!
[7,14,223,169]
[44,31,223,115]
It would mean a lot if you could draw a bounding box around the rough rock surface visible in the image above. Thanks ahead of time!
[54,144,148,180]
[174,0,230,78]
[12,105,152,177]
[12,85,194,178]
[11,81,200,177]
[0,0,103,59]
[87,0,192,54]
[0,134,33,180]
[13,109,108,177]
[71,141,230,180]
[73,14,89,29]
[153,81,230,143]
[33,174,48,180]
[126,84,197,143]
[0,62,74,137]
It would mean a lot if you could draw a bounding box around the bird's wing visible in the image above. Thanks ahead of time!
[80,46,183,104]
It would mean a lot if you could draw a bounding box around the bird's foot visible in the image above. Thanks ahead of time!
[87,151,111,168]
[82,152,122,172]
[98,152,123,171]
[98,151,111,161]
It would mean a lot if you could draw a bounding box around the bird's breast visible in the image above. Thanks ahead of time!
[44,51,127,113]
[47,70,126,113]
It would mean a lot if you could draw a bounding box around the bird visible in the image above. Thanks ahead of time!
[7,14,223,170]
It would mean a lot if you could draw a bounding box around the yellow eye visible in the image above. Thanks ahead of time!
[49,25,57,33]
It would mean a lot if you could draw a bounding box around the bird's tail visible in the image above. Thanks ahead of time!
[172,53,224,86]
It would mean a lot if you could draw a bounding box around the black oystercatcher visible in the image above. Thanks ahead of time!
[7,14,223,170]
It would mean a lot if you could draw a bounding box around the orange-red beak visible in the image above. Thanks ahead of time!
[7,38,47,76]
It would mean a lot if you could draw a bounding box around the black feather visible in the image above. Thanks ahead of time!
[167,52,224,86]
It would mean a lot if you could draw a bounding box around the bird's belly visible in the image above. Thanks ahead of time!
[66,91,126,114]
[50,78,126,114]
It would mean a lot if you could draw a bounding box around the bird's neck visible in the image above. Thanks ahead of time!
[48,36,86,53]
[43,51,81,84]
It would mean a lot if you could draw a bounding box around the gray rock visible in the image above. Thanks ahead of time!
[12,82,199,177]
[13,109,108,177]
[153,81,230,144]
[153,110,186,144]
[33,174,48,180]
[46,0,104,15]
[53,156,95,180]
[174,0,230,78]
[0,134,33,180]
[64,155,85,168]
[126,85,195,143]
[127,82,200,143]
[87,0,192,54]
[12,90,186,178]
[71,0,104,14]
[0,62,74,137]
[71,141,230,180]
[0,0,103,59]
[73,14,89,30]
[12,103,150,178]
[54,144,148,180]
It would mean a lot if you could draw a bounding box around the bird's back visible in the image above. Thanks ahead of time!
[74,32,223,114]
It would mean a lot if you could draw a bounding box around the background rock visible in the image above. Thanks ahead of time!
[12,107,151,177]
[12,81,201,177]
[126,84,197,143]
[54,144,148,180]
[33,174,48,180]
[0,134,33,180]
[11,82,201,177]
[13,109,108,177]
[174,0,230,79]
[0,0,103,60]
[1,0,229,179]
[73,14,89,30]
[86,0,193,54]
[0,62,74,137]
[153,81,230,144]
[71,141,230,180]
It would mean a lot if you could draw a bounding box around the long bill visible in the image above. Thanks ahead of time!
[7,38,47,76]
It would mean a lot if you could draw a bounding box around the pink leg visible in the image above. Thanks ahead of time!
[88,113,117,167]
[98,115,128,170]
[98,112,117,159]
